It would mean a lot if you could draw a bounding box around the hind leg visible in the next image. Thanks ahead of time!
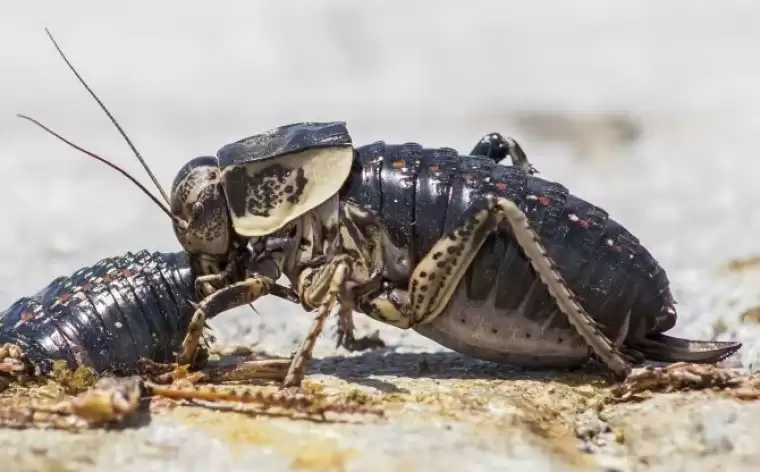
[359,194,631,378]
[486,196,630,376]
[470,132,538,174]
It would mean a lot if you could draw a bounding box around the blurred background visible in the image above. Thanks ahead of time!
[2,0,760,363]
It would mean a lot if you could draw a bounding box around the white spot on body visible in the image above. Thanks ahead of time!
[606,238,614,246]
[526,194,538,200]
[568,213,579,222]
[115,322,123,329]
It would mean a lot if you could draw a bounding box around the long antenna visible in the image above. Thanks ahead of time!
[43,27,172,206]
[17,114,186,229]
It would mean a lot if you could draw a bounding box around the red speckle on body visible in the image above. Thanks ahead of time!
[494,182,508,191]
[538,196,551,206]
[392,160,404,169]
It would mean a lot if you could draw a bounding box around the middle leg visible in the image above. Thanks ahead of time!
[283,258,352,388]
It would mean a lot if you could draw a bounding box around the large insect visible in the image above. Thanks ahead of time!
[19,30,741,389]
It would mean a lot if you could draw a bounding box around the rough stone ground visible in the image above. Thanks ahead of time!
[3,1,760,471]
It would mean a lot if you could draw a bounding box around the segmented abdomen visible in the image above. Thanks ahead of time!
[343,141,675,345]
[0,250,197,375]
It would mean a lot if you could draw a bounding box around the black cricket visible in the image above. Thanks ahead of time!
[6,30,741,389]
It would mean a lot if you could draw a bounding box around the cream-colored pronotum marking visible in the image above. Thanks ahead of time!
[492,195,631,377]
[223,146,355,237]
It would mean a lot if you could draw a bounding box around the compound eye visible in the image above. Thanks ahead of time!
[191,202,205,221]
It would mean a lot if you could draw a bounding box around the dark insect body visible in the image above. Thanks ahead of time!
[0,250,197,377]
[343,137,714,368]
[165,123,740,387]
[18,31,741,391]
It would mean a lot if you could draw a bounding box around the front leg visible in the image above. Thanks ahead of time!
[470,132,538,175]
[177,275,276,366]
[362,195,631,378]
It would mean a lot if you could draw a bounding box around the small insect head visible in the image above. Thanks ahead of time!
[169,156,233,256]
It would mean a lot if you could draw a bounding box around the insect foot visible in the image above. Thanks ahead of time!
[608,362,760,402]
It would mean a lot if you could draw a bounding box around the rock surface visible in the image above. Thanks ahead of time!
[3,1,760,470]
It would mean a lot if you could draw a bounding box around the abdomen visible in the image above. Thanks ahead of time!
[343,141,677,366]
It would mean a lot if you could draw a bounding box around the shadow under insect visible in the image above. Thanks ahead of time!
[310,348,620,389]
